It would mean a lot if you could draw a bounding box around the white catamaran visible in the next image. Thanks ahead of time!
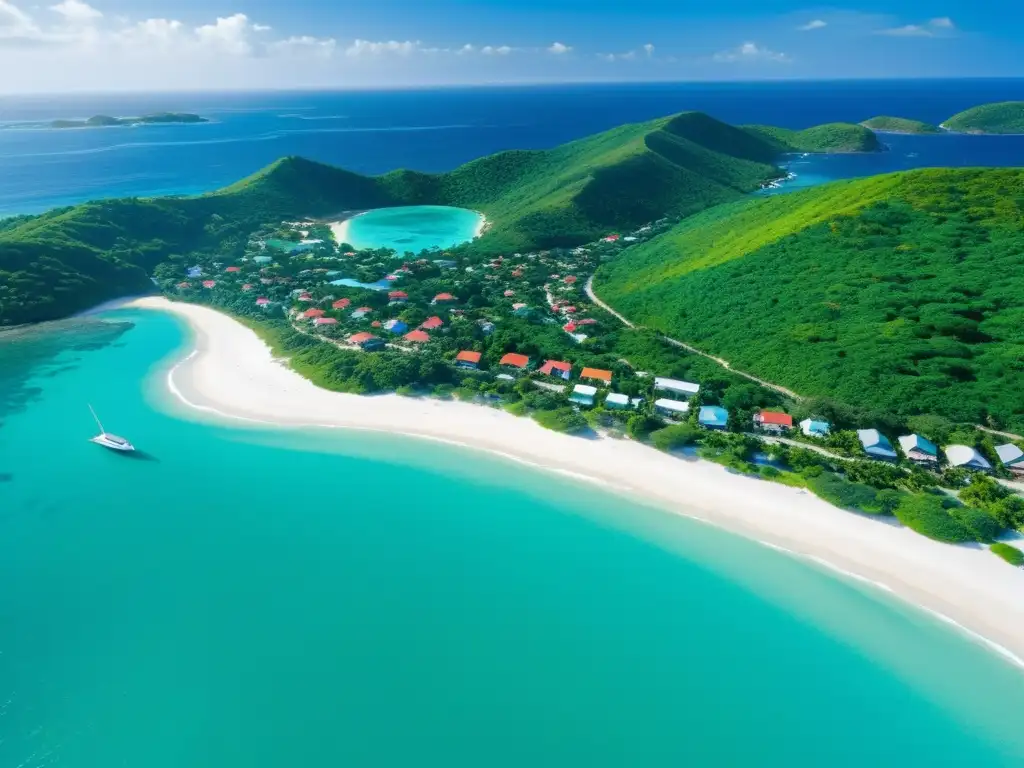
[88,404,135,452]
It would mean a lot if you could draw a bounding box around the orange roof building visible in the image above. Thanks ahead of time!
[455,350,482,368]
[539,360,572,378]
[499,353,530,369]
[581,367,612,385]
[303,308,326,319]
[404,330,430,343]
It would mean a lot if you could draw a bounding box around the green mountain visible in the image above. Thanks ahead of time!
[741,122,882,152]
[594,168,1024,432]
[943,102,1024,134]
[0,111,876,325]
[860,116,940,134]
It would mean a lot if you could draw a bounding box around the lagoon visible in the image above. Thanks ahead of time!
[336,205,483,253]
[2,309,1024,767]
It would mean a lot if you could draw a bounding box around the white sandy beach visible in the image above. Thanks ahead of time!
[328,214,362,247]
[129,296,1024,665]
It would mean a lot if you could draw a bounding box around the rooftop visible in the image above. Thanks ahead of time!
[500,353,530,369]
[581,367,612,383]
[456,350,482,364]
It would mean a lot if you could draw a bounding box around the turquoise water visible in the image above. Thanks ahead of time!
[329,277,393,291]
[343,206,482,252]
[2,309,1024,767]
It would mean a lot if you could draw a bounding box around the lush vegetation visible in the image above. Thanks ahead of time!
[1,111,881,326]
[943,102,1024,134]
[742,123,882,152]
[861,116,940,134]
[51,113,207,129]
[990,542,1024,566]
[595,168,1024,433]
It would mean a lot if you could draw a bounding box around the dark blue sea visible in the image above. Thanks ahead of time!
[2,79,1024,216]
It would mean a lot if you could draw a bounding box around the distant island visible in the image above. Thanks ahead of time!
[51,113,208,129]
[860,116,940,135]
[942,102,1024,135]
[741,122,882,153]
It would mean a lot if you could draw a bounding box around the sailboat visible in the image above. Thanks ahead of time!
[88,404,135,452]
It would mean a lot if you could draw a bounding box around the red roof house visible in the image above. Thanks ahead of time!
[564,275,578,284]
[754,411,794,432]
[455,350,482,368]
[499,353,530,369]
[433,293,456,303]
[241,283,254,291]
[303,308,326,319]
[581,367,613,385]
[371,320,382,328]
[563,321,578,333]
[225,266,241,273]
[420,316,444,330]
[388,290,408,301]
[404,330,430,343]
[504,289,516,297]
[256,297,270,306]
[539,360,572,378]
[314,317,338,326]
[332,298,351,310]
[202,280,216,289]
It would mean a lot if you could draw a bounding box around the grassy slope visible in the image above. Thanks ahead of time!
[742,123,882,152]
[861,116,941,134]
[943,102,1024,134]
[595,168,1024,430]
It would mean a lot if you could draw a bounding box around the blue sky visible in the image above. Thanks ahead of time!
[0,0,1020,91]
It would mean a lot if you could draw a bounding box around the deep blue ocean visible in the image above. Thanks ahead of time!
[2,79,1024,215]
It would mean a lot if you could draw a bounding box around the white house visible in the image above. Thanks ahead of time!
[995,444,1024,475]
[654,398,690,419]
[800,419,830,438]
[654,377,700,397]
[570,384,597,407]
[944,445,992,472]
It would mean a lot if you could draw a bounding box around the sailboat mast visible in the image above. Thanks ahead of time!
[88,403,105,434]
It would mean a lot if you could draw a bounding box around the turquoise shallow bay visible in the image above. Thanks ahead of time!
[2,308,1024,767]
[342,205,482,252]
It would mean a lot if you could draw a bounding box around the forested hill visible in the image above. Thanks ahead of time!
[594,168,1024,432]
[1,111,876,325]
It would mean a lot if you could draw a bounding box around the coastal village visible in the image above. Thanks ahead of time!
[164,209,1024,549]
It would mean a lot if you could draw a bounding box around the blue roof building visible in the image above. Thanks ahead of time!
[698,406,729,430]
[858,429,898,460]
[800,419,830,438]
[384,319,408,334]
[898,434,939,463]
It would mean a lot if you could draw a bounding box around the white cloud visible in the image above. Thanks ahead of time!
[268,35,336,57]
[0,0,40,39]
[481,44,512,55]
[878,17,957,37]
[713,41,789,63]
[195,13,254,55]
[643,43,654,56]
[345,38,419,57]
[798,19,827,31]
[253,24,271,32]
[547,41,571,54]
[50,0,101,22]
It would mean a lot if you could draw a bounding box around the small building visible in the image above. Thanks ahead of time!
[539,360,572,380]
[753,411,793,433]
[187,266,203,278]
[478,320,496,335]
[456,351,482,369]
[944,445,992,472]
[420,316,444,330]
[654,377,700,398]
[303,308,325,319]
[898,434,939,464]
[654,398,690,419]
[605,393,633,410]
[857,429,898,461]
[800,419,831,438]
[202,280,216,289]
[332,298,351,310]
[995,444,1024,476]
[570,384,597,407]
[350,307,372,320]
[256,297,271,307]
[404,330,430,344]
[384,319,408,334]
[699,406,729,430]
[388,290,408,303]
[433,259,458,269]
[348,332,384,351]
[313,317,338,327]
[499,353,530,371]
[241,283,254,292]
[581,367,612,386]
[225,266,241,273]
[253,255,273,265]
[433,293,457,304]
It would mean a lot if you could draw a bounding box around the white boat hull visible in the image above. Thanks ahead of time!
[90,435,135,452]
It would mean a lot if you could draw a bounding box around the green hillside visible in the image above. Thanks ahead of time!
[742,122,882,152]
[0,111,878,325]
[943,102,1024,134]
[861,116,940,134]
[595,168,1024,432]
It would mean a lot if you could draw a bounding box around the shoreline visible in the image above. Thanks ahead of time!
[126,296,1024,667]
[328,207,488,249]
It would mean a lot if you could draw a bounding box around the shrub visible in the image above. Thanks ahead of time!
[893,495,976,543]
[534,407,588,434]
[651,423,701,451]
[990,543,1024,567]
[949,506,1005,543]
[805,472,890,514]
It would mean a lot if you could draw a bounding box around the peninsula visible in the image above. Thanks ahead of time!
[942,102,1024,134]
[860,116,941,134]
[51,112,208,129]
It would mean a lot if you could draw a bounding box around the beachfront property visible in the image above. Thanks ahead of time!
[753,411,793,434]
[654,377,700,398]
[655,398,690,419]
[384,319,408,334]
[456,351,482,370]
[581,367,612,386]
[944,445,992,472]
[995,444,1024,476]
[349,332,385,351]
[857,429,898,461]
[698,406,729,430]
[499,353,530,372]
[539,360,572,380]
[799,419,831,438]
[570,384,597,407]
[898,434,939,465]
[605,393,635,410]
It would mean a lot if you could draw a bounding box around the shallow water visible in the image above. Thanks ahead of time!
[342,205,482,253]
[2,308,1024,767]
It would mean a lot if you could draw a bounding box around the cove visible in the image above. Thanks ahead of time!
[336,205,483,253]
